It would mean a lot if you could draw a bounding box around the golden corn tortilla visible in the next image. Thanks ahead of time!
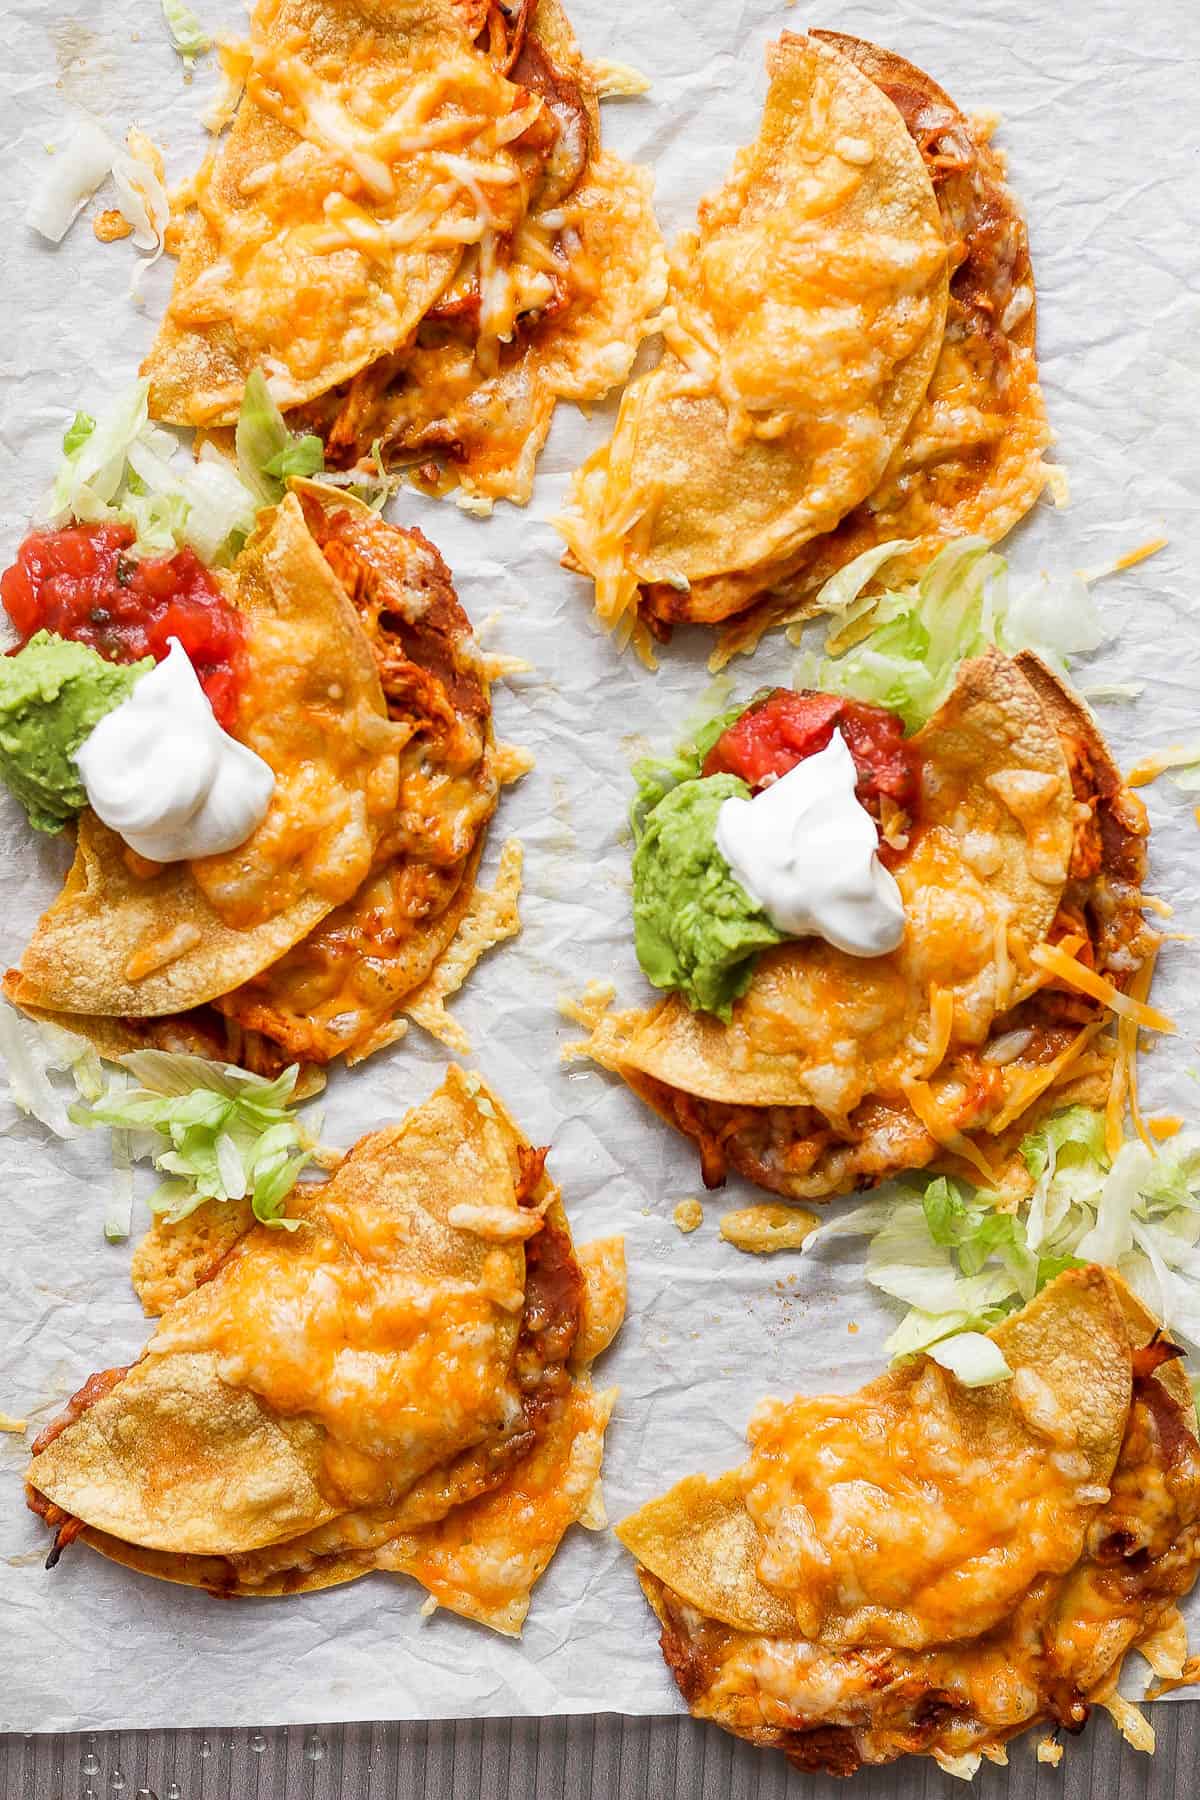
[72,1379,616,1637]
[143,0,493,423]
[617,1267,1133,1638]
[591,650,1074,1112]
[559,32,949,632]
[27,1069,626,1633]
[9,494,400,1019]
[761,31,1051,621]
[616,1269,1200,1776]
[663,31,1052,647]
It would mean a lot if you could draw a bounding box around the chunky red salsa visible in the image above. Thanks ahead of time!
[703,689,920,817]
[0,523,245,728]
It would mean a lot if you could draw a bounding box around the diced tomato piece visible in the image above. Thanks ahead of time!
[0,524,245,728]
[703,688,920,815]
[703,691,845,789]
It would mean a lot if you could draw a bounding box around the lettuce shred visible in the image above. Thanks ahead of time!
[805,1107,1200,1363]
[38,378,257,563]
[0,1002,103,1139]
[72,1050,323,1229]
[791,537,1106,732]
[235,369,325,506]
[161,0,211,61]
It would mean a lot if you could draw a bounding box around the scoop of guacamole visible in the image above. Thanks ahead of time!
[632,773,784,1019]
[0,631,152,833]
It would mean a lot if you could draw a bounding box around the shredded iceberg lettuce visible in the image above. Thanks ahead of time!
[790,538,1106,731]
[805,1107,1200,1360]
[235,369,325,506]
[38,379,258,562]
[0,1002,103,1138]
[926,1332,1012,1387]
[161,0,211,61]
[26,119,116,243]
[71,1050,323,1229]
[110,128,171,303]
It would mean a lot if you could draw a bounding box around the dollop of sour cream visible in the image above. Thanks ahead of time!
[715,729,906,958]
[74,639,275,862]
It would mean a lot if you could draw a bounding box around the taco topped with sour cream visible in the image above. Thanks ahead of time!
[0,389,524,1073]
[578,548,1163,1202]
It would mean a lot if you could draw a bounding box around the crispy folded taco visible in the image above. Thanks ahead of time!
[584,652,1159,1201]
[143,0,666,507]
[26,1067,625,1636]
[703,30,1053,662]
[5,484,518,1071]
[557,31,1050,657]
[617,1268,1200,1776]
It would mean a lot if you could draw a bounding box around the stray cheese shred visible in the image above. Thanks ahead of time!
[1105,941,1163,1156]
[1029,941,1175,1034]
[920,983,955,1078]
[900,1077,997,1183]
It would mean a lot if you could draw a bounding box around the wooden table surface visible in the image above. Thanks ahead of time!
[1,1709,1196,1799]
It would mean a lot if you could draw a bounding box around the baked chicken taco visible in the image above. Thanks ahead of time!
[26,1067,625,1636]
[576,551,1163,1202]
[142,0,667,510]
[617,1268,1200,1776]
[0,393,525,1073]
[555,30,1051,662]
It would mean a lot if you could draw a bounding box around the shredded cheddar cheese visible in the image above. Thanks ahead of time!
[1078,536,1167,583]
[986,1021,1103,1137]
[920,983,955,1078]
[900,1076,997,1183]
[1029,941,1175,1034]
[1126,742,1200,788]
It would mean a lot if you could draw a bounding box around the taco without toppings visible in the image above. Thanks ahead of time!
[143,0,666,509]
[706,30,1052,661]
[584,651,1159,1202]
[617,1268,1200,1776]
[557,29,1051,659]
[5,485,519,1071]
[26,1068,624,1636]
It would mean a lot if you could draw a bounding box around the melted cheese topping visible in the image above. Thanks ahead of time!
[1030,942,1174,1034]
[147,1115,529,1508]
[378,1383,615,1634]
[742,1358,1101,1649]
[165,0,562,410]
[190,608,401,930]
[683,207,946,450]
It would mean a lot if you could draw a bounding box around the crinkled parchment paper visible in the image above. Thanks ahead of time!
[1,0,1199,1735]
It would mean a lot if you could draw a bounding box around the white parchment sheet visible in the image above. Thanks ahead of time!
[1,0,1199,1734]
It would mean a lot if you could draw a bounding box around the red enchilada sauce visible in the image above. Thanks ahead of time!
[0,522,245,728]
